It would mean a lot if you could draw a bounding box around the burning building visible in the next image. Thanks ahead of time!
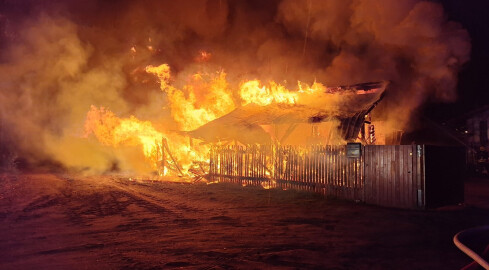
[0,0,471,195]
[188,81,393,146]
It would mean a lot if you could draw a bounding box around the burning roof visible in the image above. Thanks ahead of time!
[188,81,387,143]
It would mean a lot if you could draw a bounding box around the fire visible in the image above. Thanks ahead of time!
[196,50,212,62]
[239,80,327,106]
[146,64,235,131]
[240,80,297,106]
[84,62,334,178]
[84,106,163,169]
[84,106,210,176]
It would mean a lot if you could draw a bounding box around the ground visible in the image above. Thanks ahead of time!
[0,173,488,269]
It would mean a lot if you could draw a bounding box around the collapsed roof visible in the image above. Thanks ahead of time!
[188,81,388,144]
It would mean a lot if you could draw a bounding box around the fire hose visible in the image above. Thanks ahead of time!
[453,226,489,270]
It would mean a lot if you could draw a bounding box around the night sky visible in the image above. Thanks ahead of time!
[427,0,489,121]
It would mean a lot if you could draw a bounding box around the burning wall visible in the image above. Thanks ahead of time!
[0,0,470,175]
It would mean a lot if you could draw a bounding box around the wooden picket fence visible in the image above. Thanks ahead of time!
[209,145,364,202]
[208,144,465,209]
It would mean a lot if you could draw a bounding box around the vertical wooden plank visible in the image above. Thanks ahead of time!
[330,145,333,190]
[337,146,340,196]
[219,147,222,178]
[388,145,393,206]
[397,145,403,207]
[321,146,325,187]
[255,145,258,179]
[260,146,263,179]
[274,146,277,183]
[404,145,410,208]
[387,145,391,206]
[319,146,322,192]
[409,145,415,208]
[401,145,406,207]
[329,145,333,195]
[371,146,376,205]
[360,145,370,203]
[285,146,288,184]
[313,146,316,187]
[240,146,243,178]
[366,146,371,204]
[290,147,294,183]
[312,146,316,188]
[305,148,308,187]
[400,145,406,208]
[365,146,372,203]
[300,148,306,187]
[376,146,381,206]
[392,145,396,206]
[232,145,235,178]
[289,147,293,183]
[325,146,329,188]
[383,145,388,206]
[235,146,238,179]
[334,145,338,196]
[364,146,369,203]
[316,146,320,188]
[245,146,248,178]
[250,146,253,179]
[398,146,404,207]
[411,145,416,208]
[337,146,341,197]
[393,145,397,207]
[293,146,296,185]
[385,145,390,206]
[302,147,305,188]
[417,145,424,208]
[224,146,227,177]
[289,147,292,183]
[378,146,382,206]
[304,147,307,188]
[324,146,327,188]
[220,147,223,179]
[406,145,411,208]
[231,145,233,178]
[300,147,304,186]
[237,146,240,178]
[396,146,400,206]
[288,146,291,184]
[332,146,336,193]
[375,146,380,205]
[326,146,329,189]
[343,145,346,192]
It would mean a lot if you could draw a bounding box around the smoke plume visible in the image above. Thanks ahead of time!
[0,0,470,172]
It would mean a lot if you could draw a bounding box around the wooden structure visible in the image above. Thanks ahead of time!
[208,144,465,209]
[189,81,388,146]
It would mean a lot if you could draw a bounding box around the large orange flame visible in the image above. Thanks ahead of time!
[83,62,334,177]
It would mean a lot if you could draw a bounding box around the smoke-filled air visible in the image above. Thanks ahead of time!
[0,0,470,175]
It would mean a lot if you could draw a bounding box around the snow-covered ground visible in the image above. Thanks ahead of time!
[0,173,488,269]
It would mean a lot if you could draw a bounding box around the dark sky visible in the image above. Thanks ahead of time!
[427,0,489,121]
